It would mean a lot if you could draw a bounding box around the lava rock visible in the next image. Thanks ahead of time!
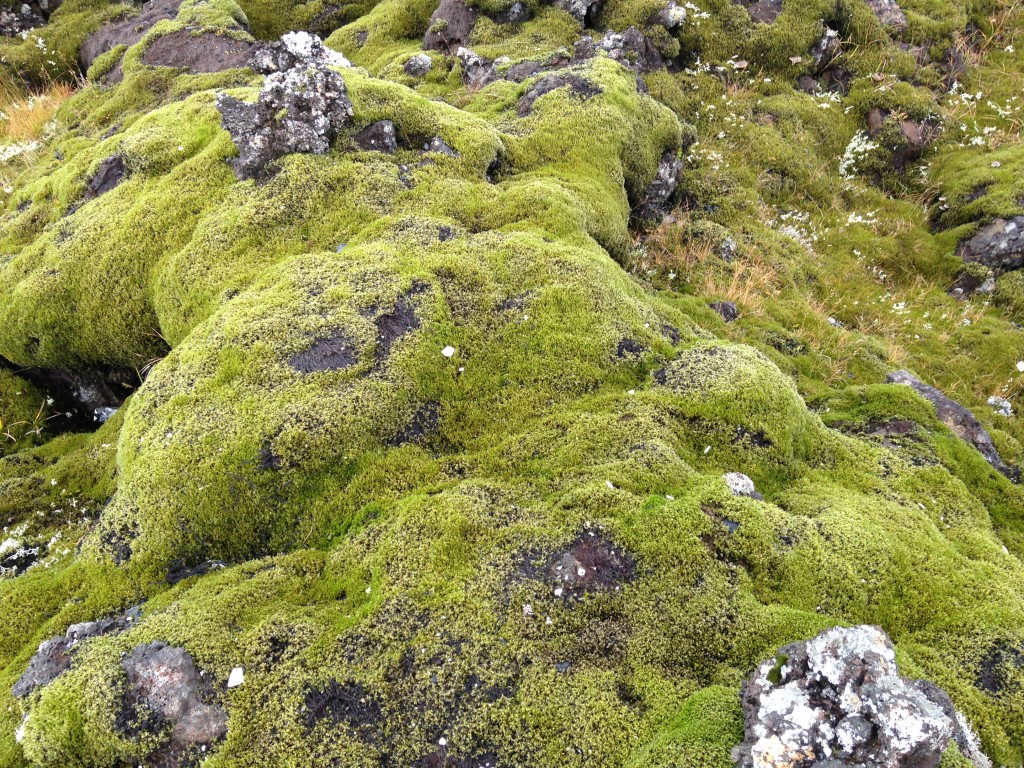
[989,396,1014,418]
[404,52,433,77]
[354,120,398,153]
[887,370,1019,482]
[456,46,498,88]
[122,642,227,746]
[556,0,603,25]
[79,0,185,69]
[866,108,941,172]
[82,154,127,201]
[867,0,907,31]
[517,73,602,115]
[13,609,141,698]
[734,0,783,25]
[958,216,1024,273]
[141,29,254,73]
[217,32,353,180]
[808,27,841,73]
[599,26,664,72]
[724,472,762,499]
[493,1,529,24]
[426,136,459,156]
[709,300,739,323]
[0,2,45,37]
[423,0,479,52]
[733,625,989,768]
[632,150,682,225]
[650,0,686,29]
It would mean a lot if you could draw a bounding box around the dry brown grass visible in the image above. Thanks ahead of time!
[640,213,783,314]
[0,79,73,144]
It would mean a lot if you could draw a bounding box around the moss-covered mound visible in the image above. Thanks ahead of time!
[2,0,1024,766]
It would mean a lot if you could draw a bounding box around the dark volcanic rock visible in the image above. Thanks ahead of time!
[599,26,664,72]
[808,28,841,73]
[709,300,739,323]
[141,29,254,73]
[289,333,359,373]
[79,0,185,69]
[0,358,137,428]
[517,73,601,116]
[887,370,1019,482]
[555,0,603,25]
[456,47,498,88]
[867,0,907,30]
[423,0,479,52]
[13,608,141,698]
[733,625,988,768]
[734,0,783,25]
[958,216,1024,273]
[122,642,227,747]
[217,32,353,180]
[83,154,127,201]
[354,120,398,153]
[632,150,682,225]
[404,52,433,77]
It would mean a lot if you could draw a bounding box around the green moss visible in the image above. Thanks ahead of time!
[3,0,1024,764]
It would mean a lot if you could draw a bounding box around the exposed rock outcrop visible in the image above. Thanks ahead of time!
[141,29,254,73]
[122,642,228,748]
[958,216,1024,274]
[217,32,353,180]
[78,0,185,69]
[13,607,141,698]
[888,370,1019,482]
[734,625,990,768]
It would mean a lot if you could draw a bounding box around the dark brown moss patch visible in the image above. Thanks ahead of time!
[302,679,383,732]
[288,332,359,373]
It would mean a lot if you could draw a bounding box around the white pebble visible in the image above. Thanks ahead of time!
[442,346,456,358]
[227,667,245,688]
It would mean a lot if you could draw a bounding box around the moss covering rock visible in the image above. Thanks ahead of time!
[1,0,1024,766]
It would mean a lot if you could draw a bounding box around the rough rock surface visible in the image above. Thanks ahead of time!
[217,32,353,180]
[709,300,739,323]
[959,216,1024,273]
[122,642,227,746]
[734,625,985,768]
[632,150,683,224]
[78,0,184,69]
[140,29,254,73]
[13,607,140,698]
[456,46,498,88]
[354,120,398,153]
[423,0,479,52]
[867,0,908,30]
[403,52,433,77]
[888,370,1019,482]
[556,0,603,25]
[599,26,664,72]
[516,72,601,115]
[734,0,783,25]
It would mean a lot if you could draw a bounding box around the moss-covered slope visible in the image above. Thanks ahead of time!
[1,0,1024,766]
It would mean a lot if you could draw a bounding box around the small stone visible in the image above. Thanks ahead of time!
[724,472,762,499]
[227,666,244,688]
[354,120,398,153]
[404,52,433,77]
[989,396,1014,418]
[709,300,739,323]
[442,346,456,358]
